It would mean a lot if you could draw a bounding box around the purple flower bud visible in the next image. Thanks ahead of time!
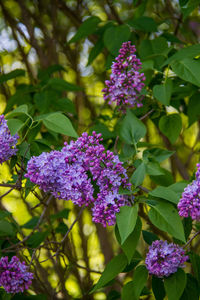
[145,240,188,278]
[0,115,18,164]
[102,41,145,111]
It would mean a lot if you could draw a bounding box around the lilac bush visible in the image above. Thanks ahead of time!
[0,115,18,164]
[102,41,145,111]
[26,132,130,226]
[0,256,33,294]
[145,240,188,278]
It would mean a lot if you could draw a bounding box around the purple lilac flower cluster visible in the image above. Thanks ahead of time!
[102,41,145,111]
[25,132,130,227]
[178,163,200,220]
[0,256,33,294]
[145,240,188,278]
[0,115,18,164]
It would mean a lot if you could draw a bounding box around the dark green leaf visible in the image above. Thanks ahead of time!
[149,186,180,204]
[120,110,146,145]
[130,162,146,186]
[69,16,101,43]
[122,265,148,300]
[162,44,200,67]
[38,64,66,81]
[142,230,159,245]
[27,231,48,248]
[116,205,138,244]
[164,268,186,300]
[145,162,165,176]
[152,276,166,300]
[180,274,199,300]
[159,114,182,144]
[153,79,173,106]
[127,16,157,32]
[46,78,82,91]
[171,58,200,87]
[121,217,142,263]
[103,25,131,56]
[12,294,47,300]
[0,69,25,84]
[90,253,127,292]
[143,148,174,163]
[87,38,104,65]
[0,220,14,236]
[148,200,186,242]
[22,217,39,229]
[7,119,24,135]
[188,93,200,126]
[6,104,29,118]
[43,112,78,138]
[189,252,200,284]
[50,209,70,221]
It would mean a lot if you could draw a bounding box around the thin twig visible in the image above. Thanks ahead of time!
[140,109,155,121]
[183,230,200,249]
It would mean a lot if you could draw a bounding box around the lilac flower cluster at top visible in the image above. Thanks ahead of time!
[0,115,18,164]
[178,163,200,220]
[25,132,130,227]
[145,240,188,278]
[102,41,145,111]
[0,256,33,294]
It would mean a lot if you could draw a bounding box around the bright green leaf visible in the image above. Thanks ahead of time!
[43,112,78,138]
[153,79,173,106]
[130,162,146,186]
[7,119,24,135]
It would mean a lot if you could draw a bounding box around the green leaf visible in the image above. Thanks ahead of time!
[0,69,25,84]
[38,64,66,81]
[6,104,29,118]
[149,186,180,204]
[181,0,200,19]
[152,276,166,300]
[162,44,200,67]
[143,148,174,163]
[103,25,131,56]
[0,220,14,236]
[142,230,158,245]
[46,78,82,91]
[127,16,157,32]
[69,16,101,43]
[121,217,142,263]
[22,217,39,229]
[87,38,104,65]
[153,79,173,106]
[188,93,200,126]
[130,162,146,186]
[171,58,200,87]
[159,114,182,144]
[27,231,48,248]
[50,208,70,221]
[116,205,138,244]
[180,274,199,300]
[90,253,127,292]
[7,119,24,135]
[43,112,78,138]
[145,162,165,176]
[189,252,200,284]
[122,265,148,300]
[164,268,186,300]
[12,294,47,300]
[120,110,146,145]
[147,200,186,242]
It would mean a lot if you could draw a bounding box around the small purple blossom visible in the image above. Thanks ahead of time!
[102,41,145,111]
[0,115,18,164]
[0,256,33,294]
[25,132,130,227]
[178,179,200,220]
[178,163,200,220]
[145,240,188,278]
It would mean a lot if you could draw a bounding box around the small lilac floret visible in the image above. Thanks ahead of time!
[102,41,145,111]
[25,132,130,227]
[178,163,200,220]
[0,115,18,164]
[0,256,33,293]
[145,240,188,278]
